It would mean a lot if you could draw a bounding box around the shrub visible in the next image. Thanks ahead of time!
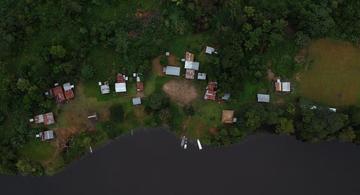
[109,104,124,122]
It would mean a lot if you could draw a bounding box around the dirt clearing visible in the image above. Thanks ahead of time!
[163,79,198,105]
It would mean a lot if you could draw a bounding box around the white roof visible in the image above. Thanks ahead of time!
[197,73,207,80]
[42,130,54,140]
[257,94,270,103]
[63,82,74,91]
[185,61,199,70]
[165,66,181,76]
[100,84,110,94]
[205,46,215,54]
[132,97,142,105]
[329,108,337,112]
[282,82,291,92]
[115,83,127,93]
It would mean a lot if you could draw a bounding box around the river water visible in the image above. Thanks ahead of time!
[1,128,360,195]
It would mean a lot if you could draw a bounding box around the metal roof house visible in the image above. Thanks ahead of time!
[32,112,55,125]
[222,93,231,101]
[132,97,142,106]
[165,66,181,76]
[184,61,200,70]
[282,82,291,92]
[52,85,66,103]
[63,82,75,100]
[204,82,217,101]
[185,52,195,61]
[197,73,207,80]
[36,130,55,141]
[115,83,127,93]
[257,94,270,103]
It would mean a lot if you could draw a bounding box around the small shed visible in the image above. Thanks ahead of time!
[205,46,215,54]
[197,73,207,80]
[132,97,142,106]
[204,82,217,101]
[257,94,270,103]
[136,82,144,92]
[222,110,235,124]
[222,93,231,101]
[165,66,181,76]
[275,79,282,92]
[184,61,200,70]
[100,82,110,94]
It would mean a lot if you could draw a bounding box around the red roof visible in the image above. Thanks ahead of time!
[116,74,125,83]
[204,82,217,101]
[64,89,74,100]
[136,82,144,92]
[52,86,66,103]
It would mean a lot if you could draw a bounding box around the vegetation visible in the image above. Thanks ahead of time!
[1,0,360,175]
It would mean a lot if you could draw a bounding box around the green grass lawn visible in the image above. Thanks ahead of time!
[20,141,56,163]
[298,39,360,106]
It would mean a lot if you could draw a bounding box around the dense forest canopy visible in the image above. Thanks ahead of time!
[1,0,360,175]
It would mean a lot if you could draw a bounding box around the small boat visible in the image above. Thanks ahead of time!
[184,144,187,149]
[197,139,202,150]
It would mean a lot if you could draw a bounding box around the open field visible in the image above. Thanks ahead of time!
[298,39,360,106]
[163,79,198,105]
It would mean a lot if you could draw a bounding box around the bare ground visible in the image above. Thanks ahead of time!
[163,79,198,105]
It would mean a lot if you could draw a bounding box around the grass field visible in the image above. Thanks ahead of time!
[298,39,360,106]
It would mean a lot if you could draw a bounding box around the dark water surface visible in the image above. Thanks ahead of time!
[1,128,360,195]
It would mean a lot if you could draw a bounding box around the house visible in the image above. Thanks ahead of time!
[99,81,110,94]
[63,82,75,100]
[115,73,127,93]
[275,79,291,92]
[197,73,207,80]
[282,82,291,92]
[32,112,55,125]
[205,46,215,54]
[36,130,55,141]
[136,76,144,92]
[222,93,231,101]
[132,97,142,106]
[51,84,66,103]
[185,69,195,79]
[185,52,194,61]
[222,110,236,124]
[164,66,181,76]
[257,94,270,103]
[275,79,282,92]
[204,82,217,101]
[184,61,200,70]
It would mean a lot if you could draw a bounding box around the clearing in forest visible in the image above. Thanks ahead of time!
[163,79,198,105]
[298,39,360,106]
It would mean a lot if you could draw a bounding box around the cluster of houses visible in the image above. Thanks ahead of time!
[47,82,75,103]
[163,46,215,81]
[29,112,56,141]
[256,78,292,103]
[99,73,144,106]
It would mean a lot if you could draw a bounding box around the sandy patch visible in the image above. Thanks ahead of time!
[163,79,198,105]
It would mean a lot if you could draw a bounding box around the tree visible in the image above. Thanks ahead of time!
[81,65,95,80]
[276,118,295,135]
[49,45,66,59]
[338,127,356,143]
[146,92,170,112]
[183,105,195,116]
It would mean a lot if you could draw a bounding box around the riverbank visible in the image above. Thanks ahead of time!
[1,129,360,195]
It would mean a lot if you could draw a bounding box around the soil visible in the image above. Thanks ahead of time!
[163,79,198,105]
[152,56,164,76]
[167,54,180,66]
[267,69,275,81]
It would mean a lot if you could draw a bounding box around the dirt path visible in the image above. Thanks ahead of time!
[163,79,198,105]
[152,56,164,76]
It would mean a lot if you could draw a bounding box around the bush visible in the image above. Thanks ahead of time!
[183,105,195,116]
[146,92,170,112]
[109,104,124,122]
[81,65,95,80]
